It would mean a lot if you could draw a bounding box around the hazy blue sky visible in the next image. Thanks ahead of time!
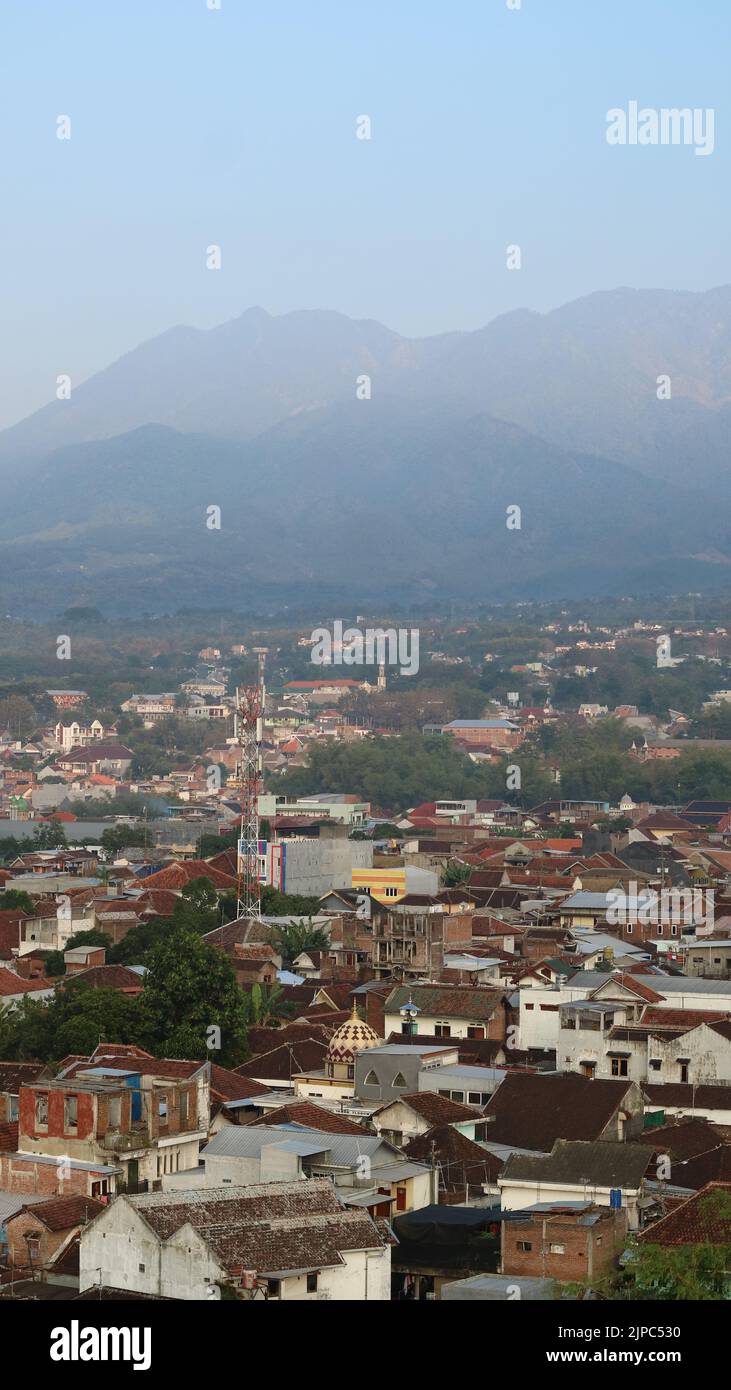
[0,0,728,427]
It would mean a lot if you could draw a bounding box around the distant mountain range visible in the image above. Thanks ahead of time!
[2,288,731,615]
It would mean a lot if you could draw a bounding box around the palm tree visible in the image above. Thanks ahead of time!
[242,982,286,1027]
[271,918,330,968]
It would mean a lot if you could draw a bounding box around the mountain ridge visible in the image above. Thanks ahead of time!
[3,286,731,613]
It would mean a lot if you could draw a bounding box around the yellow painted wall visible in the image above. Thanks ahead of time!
[352,866,407,905]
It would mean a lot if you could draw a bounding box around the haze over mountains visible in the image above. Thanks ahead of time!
[2,287,731,615]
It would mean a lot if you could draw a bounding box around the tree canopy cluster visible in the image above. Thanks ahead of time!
[275,722,731,813]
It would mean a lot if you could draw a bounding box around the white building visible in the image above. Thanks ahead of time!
[54,720,106,752]
[184,1124,434,1214]
[499,1139,656,1232]
[79,1181,391,1300]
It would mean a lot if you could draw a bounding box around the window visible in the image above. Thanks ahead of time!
[26,1237,41,1260]
[35,1093,48,1128]
[385,888,398,898]
[524,1003,535,1011]
[364,1070,379,1086]
[267,1279,281,1297]
[64,1095,78,1131]
[393,1072,407,1089]
[138,1263,146,1273]
[8,1096,18,1122]
[626,924,632,934]
[306,1273,318,1293]
[549,1244,565,1255]
[649,1059,662,1071]
[158,1094,168,1123]
[180,1091,189,1125]
[517,1241,532,1252]
[435,1022,451,1038]
[468,1092,483,1105]
[450,1090,465,1102]
[467,1026,485,1040]
[610,1057,629,1077]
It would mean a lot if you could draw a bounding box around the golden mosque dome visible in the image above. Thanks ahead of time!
[327,1004,381,1067]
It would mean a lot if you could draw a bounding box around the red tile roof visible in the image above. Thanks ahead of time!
[13,1195,104,1232]
[58,965,144,993]
[378,1091,478,1125]
[0,968,51,997]
[484,1073,636,1150]
[235,1038,329,1082]
[0,1061,48,1092]
[638,1182,731,1246]
[247,1102,366,1135]
[404,1124,503,1188]
[136,860,237,892]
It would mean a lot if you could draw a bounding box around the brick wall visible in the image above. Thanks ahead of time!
[501,1208,626,1284]
[0,1153,110,1197]
[5,1208,79,1268]
[148,1083,198,1139]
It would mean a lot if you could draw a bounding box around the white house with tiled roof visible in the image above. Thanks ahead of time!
[80,1180,391,1300]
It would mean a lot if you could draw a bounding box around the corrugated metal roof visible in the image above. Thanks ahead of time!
[205,1124,398,1169]
[265,1139,330,1157]
[0,1191,46,1223]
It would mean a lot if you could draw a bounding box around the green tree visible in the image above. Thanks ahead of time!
[271,919,330,968]
[136,922,248,1064]
[51,982,139,1058]
[627,1239,731,1300]
[65,929,112,951]
[260,886,321,918]
[32,823,67,849]
[100,825,150,854]
[0,836,24,864]
[0,984,138,1063]
[168,877,224,936]
[242,982,286,1027]
[198,828,239,858]
[107,917,170,966]
[44,950,66,978]
[442,861,472,888]
[0,694,38,738]
[0,888,35,914]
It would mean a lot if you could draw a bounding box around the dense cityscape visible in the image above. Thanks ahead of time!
[0,599,730,1304]
[1,0,728,1361]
